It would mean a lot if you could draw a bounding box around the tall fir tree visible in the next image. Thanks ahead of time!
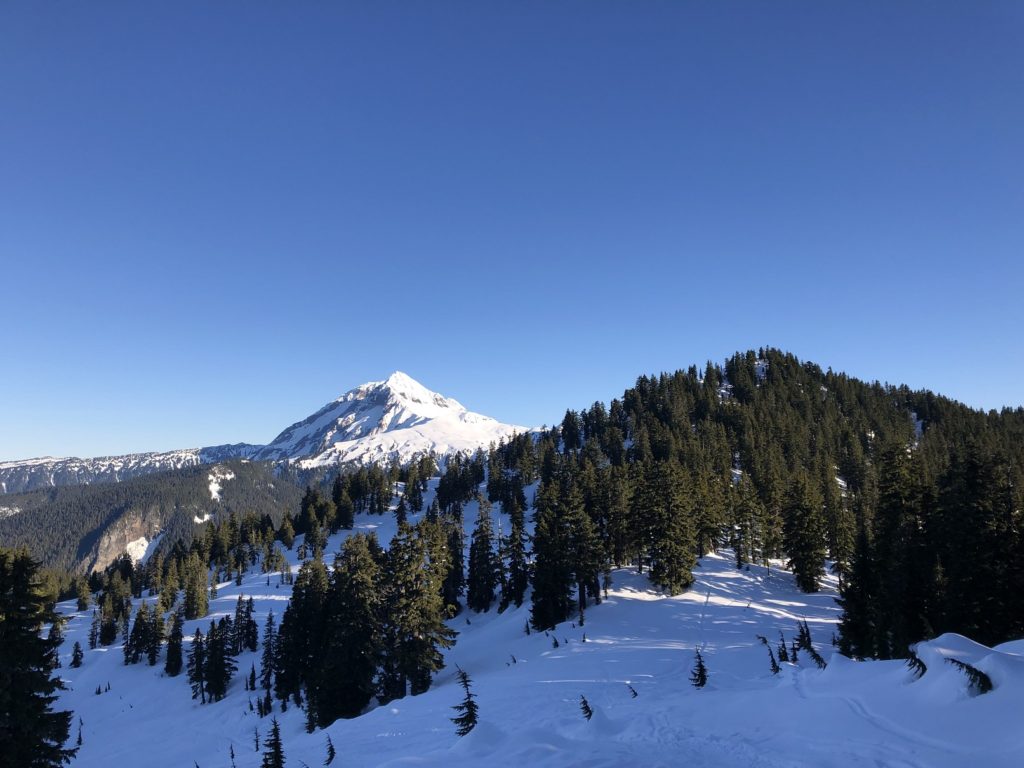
[260,717,285,768]
[449,667,478,736]
[315,534,382,725]
[165,607,185,677]
[466,498,499,612]
[0,548,77,767]
[187,627,208,704]
[782,471,827,592]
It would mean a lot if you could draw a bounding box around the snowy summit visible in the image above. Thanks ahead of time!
[255,372,526,467]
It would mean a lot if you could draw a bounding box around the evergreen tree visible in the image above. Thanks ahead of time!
[75,580,91,612]
[690,649,708,688]
[530,478,575,630]
[244,597,259,652]
[70,641,84,669]
[500,495,530,610]
[183,554,210,620]
[837,516,877,658]
[88,610,99,650]
[332,474,355,531]
[450,666,479,736]
[379,522,457,702]
[205,619,238,702]
[260,612,277,692]
[643,462,697,594]
[466,499,499,612]
[165,607,185,677]
[0,548,77,766]
[187,628,208,704]
[782,472,827,592]
[315,534,381,725]
[261,717,285,768]
[440,508,465,616]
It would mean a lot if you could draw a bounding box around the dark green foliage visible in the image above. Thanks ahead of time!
[0,548,77,766]
[500,494,529,610]
[639,462,696,594]
[579,694,593,721]
[778,636,790,662]
[314,533,382,725]
[440,507,465,616]
[124,602,163,666]
[530,462,604,629]
[450,667,479,736]
[70,641,83,669]
[205,618,238,702]
[782,473,826,592]
[275,558,329,707]
[187,628,208,703]
[324,734,336,765]
[261,717,285,768]
[945,657,993,695]
[837,517,877,658]
[260,612,276,692]
[378,521,457,701]
[796,621,827,669]
[183,554,210,620]
[906,651,927,680]
[467,498,499,612]
[165,607,185,677]
[690,649,708,688]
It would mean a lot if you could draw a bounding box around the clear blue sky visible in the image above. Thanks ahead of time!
[1,2,1022,461]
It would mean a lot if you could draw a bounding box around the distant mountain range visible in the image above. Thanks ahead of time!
[0,372,526,495]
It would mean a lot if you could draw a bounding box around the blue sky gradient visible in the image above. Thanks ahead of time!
[1,2,1022,460]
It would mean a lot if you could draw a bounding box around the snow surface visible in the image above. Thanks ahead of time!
[50,478,1024,768]
[124,536,150,564]
[125,534,163,565]
[0,504,20,519]
[207,467,236,501]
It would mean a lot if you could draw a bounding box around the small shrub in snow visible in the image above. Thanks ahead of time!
[691,650,708,688]
[450,666,479,736]
[906,651,927,681]
[579,695,594,721]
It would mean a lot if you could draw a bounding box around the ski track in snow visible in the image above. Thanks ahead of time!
[51,478,1024,768]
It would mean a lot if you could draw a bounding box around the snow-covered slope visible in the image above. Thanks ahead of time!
[0,373,524,493]
[254,371,526,467]
[51,480,1024,768]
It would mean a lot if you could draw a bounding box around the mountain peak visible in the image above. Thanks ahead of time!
[383,370,417,388]
[375,371,455,409]
[254,372,524,466]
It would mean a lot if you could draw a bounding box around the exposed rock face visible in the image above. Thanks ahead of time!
[88,505,166,573]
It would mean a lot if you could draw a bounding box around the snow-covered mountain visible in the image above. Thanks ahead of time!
[254,371,525,467]
[0,373,525,493]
